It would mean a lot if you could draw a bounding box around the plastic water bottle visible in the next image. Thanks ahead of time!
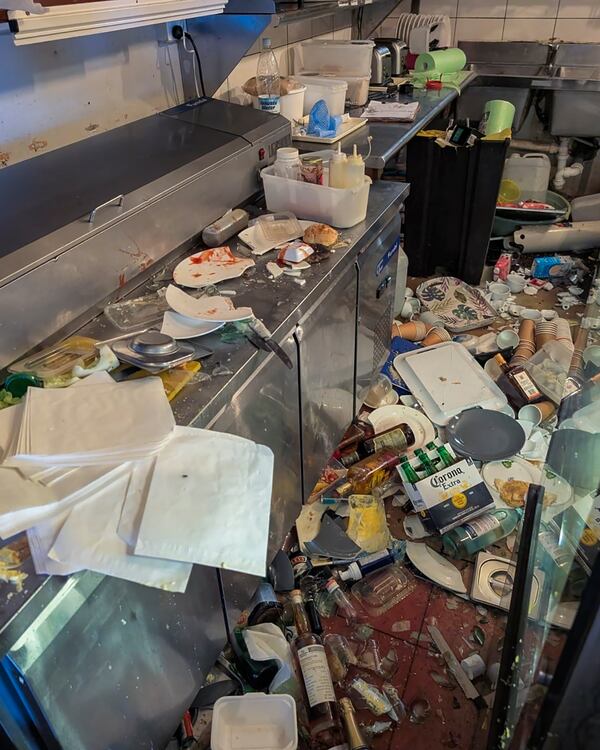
[256,38,281,113]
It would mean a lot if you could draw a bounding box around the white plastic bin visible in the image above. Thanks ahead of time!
[294,39,374,77]
[262,151,371,229]
[502,153,551,201]
[293,75,348,117]
[280,85,306,122]
[211,693,297,750]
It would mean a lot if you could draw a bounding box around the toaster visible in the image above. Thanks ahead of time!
[374,38,408,77]
[371,44,392,86]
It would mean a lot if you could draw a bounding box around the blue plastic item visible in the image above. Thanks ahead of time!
[307,99,342,138]
[380,336,419,395]
[531,256,562,279]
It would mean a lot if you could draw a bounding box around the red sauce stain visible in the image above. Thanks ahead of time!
[118,272,126,287]
[189,246,238,266]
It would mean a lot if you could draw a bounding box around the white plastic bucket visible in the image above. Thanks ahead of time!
[280,85,306,122]
[211,693,297,750]
[262,165,371,228]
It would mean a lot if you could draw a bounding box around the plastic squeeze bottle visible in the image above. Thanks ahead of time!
[346,144,365,187]
[329,143,348,188]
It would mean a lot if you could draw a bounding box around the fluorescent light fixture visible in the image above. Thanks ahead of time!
[8,0,229,45]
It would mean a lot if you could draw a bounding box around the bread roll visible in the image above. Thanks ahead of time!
[303,223,339,247]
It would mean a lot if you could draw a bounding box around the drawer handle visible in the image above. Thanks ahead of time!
[88,194,124,224]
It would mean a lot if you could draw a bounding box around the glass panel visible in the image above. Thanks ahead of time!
[497,261,600,749]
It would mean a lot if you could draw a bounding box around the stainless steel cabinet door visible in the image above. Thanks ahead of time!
[356,215,402,410]
[2,568,224,750]
[298,263,358,499]
[206,333,301,630]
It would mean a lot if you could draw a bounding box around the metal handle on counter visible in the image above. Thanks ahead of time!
[88,194,124,223]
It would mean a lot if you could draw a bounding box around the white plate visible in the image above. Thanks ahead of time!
[165,285,253,322]
[239,220,314,256]
[540,468,574,519]
[406,541,467,594]
[367,405,436,455]
[482,457,541,508]
[173,246,254,288]
[161,311,224,340]
[393,342,508,425]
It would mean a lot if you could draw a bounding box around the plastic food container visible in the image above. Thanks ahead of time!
[295,40,374,77]
[293,74,348,117]
[342,74,371,106]
[262,152,371,229]
[9,336,98,379]
[280,84,306,122]
[211,693,297,750]
[502,153,551,201]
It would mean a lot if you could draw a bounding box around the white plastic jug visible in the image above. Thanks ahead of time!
[502,153,551,201]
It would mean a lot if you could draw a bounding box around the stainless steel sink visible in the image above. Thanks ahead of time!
[462,55,600,137]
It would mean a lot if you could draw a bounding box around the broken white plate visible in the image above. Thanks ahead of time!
[165,285,253,322]
[173,246,255,288]
[405,541,467,594]
[161,310,224,340]
[277,242,313,265]
[403,514,430,540]
[240,220,313,256]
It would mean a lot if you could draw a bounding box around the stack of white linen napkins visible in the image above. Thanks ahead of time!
[0,373,274,592]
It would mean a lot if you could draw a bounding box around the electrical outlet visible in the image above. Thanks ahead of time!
[158,20,184,45]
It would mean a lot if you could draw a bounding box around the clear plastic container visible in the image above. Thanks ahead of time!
[523,340,573,404]
[273,147,301,181]
[295,40,375,77]
[256,211,303,244]
[261,151,371,229]
[211,694,297,750]
[351,563,415,617]
[9,336,98,379]
[293,74,348,117]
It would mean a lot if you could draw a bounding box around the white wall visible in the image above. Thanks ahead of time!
[0,25,183,168]
[373,1,600,44]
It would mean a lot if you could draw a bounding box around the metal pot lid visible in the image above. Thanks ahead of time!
[130,331,178,356]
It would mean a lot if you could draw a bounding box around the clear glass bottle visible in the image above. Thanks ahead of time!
[324,577,359,622]
[339,423,415,467]
[339,697,369,749]
[256,38,281,113]
[495,353,543,409]
[442,509,522,558]
[290,590,344,744]
[336,448,404,496]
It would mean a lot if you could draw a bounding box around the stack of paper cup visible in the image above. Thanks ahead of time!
[535,320,557,349]
[422,326,451,347]
[393,320,429,341]
[511,319,536,365]
[555,318,574,351]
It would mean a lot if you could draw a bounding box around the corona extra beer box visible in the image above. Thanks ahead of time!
[399,458,494,534]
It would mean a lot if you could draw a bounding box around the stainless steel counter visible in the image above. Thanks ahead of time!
[0,180,409,749]
[294,73,476,175]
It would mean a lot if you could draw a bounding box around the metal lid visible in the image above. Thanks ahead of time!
[130,331,178,356]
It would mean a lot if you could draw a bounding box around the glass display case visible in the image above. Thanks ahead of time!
[487,260,600,750]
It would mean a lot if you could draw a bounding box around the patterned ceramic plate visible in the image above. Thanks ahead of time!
[416,276,497,332]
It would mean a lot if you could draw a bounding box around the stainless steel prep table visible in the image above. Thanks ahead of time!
[0,180,409,750]
[294,74,476,177]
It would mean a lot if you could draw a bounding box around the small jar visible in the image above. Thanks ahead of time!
[273,147,301,181]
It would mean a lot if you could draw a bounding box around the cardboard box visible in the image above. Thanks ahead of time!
[400,458,494,535]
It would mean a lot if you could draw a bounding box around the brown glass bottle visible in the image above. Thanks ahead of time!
[339,423,416,467]
[290,590,344,744]
[339,697,370,749]
[494,353,542,409]
[336,447,404,496]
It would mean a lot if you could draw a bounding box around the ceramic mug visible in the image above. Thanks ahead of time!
[496,328,520,351]
[506,274,527,294]
[420,310,443,328]
[489,282,510,300]
[520,309,542,322]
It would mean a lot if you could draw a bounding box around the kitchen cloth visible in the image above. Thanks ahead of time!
[134,426,274,577]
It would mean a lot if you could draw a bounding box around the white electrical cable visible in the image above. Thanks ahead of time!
[183,33,201,100]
